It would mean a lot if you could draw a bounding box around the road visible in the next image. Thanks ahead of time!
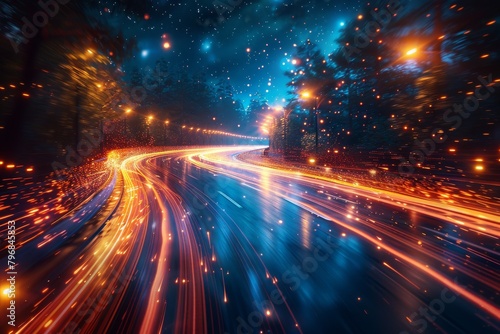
[2,146,499,334]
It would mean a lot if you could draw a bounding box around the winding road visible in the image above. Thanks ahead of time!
[2,146,499,334]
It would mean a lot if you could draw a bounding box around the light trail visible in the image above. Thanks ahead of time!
[3,146,498,333]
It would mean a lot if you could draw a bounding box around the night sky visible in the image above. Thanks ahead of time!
[97,0,361,107]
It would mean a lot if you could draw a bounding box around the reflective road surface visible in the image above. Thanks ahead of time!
[2,146,499,334]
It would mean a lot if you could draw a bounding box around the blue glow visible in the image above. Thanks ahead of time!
[201,39,212,52]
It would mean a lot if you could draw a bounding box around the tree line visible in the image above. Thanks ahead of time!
[273,0,499,162]
[0,1,266,167]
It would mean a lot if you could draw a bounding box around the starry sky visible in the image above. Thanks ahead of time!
[97,0,361,108]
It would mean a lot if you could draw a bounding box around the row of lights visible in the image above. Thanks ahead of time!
[0,161,34,173]
[125,109,265,140]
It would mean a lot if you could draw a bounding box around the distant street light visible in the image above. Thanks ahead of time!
[300,90,325,154]
[406,48,418,56]
[301,91,311,99]
[403,46,441,63]
[124,108,132,136]
[180,125,186,145]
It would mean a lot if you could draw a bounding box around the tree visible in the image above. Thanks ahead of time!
[0,1,135,164]
[244,99,269,136]
[285,39,336,154]
[212,79,243,131]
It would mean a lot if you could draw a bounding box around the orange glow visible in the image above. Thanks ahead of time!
[301,91,311,99]
[406,48,417,56]
[163,42,171,49]
[7,146,500,332]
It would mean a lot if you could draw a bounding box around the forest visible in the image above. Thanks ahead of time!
[0,0,498,171]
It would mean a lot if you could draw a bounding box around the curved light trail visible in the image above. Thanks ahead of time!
[1,146,498,334]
